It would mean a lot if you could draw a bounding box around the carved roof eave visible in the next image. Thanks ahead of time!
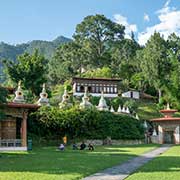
[1,102,39,118]
[6,102,39,109]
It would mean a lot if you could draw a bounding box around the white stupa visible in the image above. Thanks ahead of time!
[126,107,130,114]
[59,88,72,109]
[80,87,92,108]
[122,106,126,113]
[135,114,139,120]
[143,120,148,129]
[152,128,157,136]
[37,83,49,106]
[117,105,122,113]
[97,91,109,111]
[13,81,25,103]
[110,106,115,113]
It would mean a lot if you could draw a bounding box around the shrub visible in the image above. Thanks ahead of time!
[30,106,144,140]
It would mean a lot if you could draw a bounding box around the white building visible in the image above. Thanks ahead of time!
[122,91,140,99]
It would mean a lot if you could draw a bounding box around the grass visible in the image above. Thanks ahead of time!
[0,144,158,180]
[126,145,180,180]
[136,100,161,120]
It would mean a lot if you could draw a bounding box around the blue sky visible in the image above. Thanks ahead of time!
[0,0,179,45]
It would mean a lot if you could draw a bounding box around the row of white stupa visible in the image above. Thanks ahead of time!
[79,87,134,115]
[12,82,139,118]
[13,81,49,106]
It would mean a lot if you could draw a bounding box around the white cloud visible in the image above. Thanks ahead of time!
[144,13,150,22]
[114,14,137,39]
[138,0,180,45]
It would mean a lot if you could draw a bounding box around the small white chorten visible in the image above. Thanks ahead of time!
[167,102,170,110]
[152,128,157,136]
[59,88,72,108]
[80,87,92,108]
[122,106,126,113]
[97,91,109,111]
[144,120,148,129]
[37,84,49,106]
[13,81,25,103]
[117,105,122,113]
[126,107,130,114]
[135,114,139,120]
[110,106,115,113]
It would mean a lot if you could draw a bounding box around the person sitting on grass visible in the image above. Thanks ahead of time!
[72,143,78,150]
[59,143,65,151]
[88,143,94,151]
[80,142,86,150]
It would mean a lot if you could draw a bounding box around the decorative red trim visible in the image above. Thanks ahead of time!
[160,109,178,113]
[151,117,180,122]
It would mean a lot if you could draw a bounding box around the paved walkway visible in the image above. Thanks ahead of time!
[83,144,172,180]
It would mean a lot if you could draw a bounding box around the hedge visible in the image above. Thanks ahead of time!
[29,106,144,140]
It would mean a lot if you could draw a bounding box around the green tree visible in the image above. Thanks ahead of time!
[110,36,141,84]
[163,34,180,107]
[3,50,48,96]
[140,32,170,102]
[73,14,125,68]
[49,42,87,84]
[0,86,7,120]
[83,67,112,78]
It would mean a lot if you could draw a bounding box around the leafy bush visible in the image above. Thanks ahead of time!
[30,106,144,140]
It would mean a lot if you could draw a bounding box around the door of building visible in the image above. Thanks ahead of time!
[164,131,174,144]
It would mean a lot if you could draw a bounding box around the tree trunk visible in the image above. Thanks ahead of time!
[158,89,162,103]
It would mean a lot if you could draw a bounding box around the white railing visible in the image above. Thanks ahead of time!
[0,139,21,147]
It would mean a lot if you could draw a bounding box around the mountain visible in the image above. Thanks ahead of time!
[0,36,72,61]
[0,35,72,82]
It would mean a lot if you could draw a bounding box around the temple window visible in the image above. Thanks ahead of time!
[80,86,84,92]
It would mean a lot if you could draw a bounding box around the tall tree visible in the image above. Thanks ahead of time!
[163,33,180,107]
[110,37,141,86]
[3,50,48,96]
[140,32,170,102]
[73,14,125,68]
[49,42,87,84]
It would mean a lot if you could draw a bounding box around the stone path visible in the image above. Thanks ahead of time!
[83,144,172,180]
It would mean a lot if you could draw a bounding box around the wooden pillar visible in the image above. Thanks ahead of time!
[21,111,28,147]
[158,125,163,144]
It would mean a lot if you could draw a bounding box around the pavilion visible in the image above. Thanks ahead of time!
[150,105,180,144]
[0,83,48,151]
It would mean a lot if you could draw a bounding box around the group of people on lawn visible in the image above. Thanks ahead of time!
[59,142,94,151]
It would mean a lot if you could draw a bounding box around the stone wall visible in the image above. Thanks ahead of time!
[78,139,144,146]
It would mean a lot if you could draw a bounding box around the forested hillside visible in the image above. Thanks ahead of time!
[0,36,71,61]
[0,36,71,82]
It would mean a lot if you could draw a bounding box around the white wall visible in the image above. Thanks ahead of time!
[73,92,118,98]
[122,91,140,99]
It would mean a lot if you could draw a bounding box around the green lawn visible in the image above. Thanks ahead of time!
[0,144,158,180]
[127,145,180,180]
